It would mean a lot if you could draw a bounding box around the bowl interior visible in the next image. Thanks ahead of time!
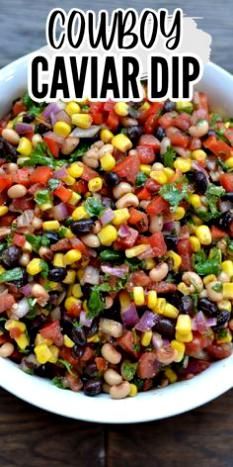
[0,55,233,422]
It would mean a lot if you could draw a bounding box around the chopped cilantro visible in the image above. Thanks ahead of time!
[197,183,225,221]
[162,146,176,168]
[84,197,105,217]
[159,183,188,211]
[87,283,111,318]
[26,234,50,252]
[99,250,123,262]
[48,178,60,191]
[193,248,221,276]
[135,172,148,187]
[69,144,90,162]
[52,376,66,389]
[21,143,65,169]
[22,92,46,117]
[0,267,23,283]
[34,189,52,206]
[40,260,49,279]
[121,361,137,381]
[209,113,222,127]
[212,282,223,293]
[58,359,73,374]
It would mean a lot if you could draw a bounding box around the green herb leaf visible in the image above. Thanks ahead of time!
[198,183,226,221]
[34,189,52,206]
[52,376,66,389]
[99,249,123,262]
[121,361,137,381]
[58,359,73,374]
[135,172,148,187]
[193,247,221,276]
[209,113,222,127]
[84,197,105,217]
[48,178,60,191]
[162,146,176,168]
[26,234,50,252]
[69,144,90,162]
[0,267,23,283]
[40,260,49,279]
[87,284,110,319]
[125,258,143,272]
[22,93,46,117]
[159,183,188,211]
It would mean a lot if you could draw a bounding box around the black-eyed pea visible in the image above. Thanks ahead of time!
[116,193,139,209]
[0,342,14,358]
[149,263,169,282]
[104,369,122,386]
[81,234,100,248]
[7,184,27,199]
[110,381,131,399]
[101,343,122,364]
[2,128,20,145]
[113,182,133,199]
[206,281,223,302]
[99,318,123,338]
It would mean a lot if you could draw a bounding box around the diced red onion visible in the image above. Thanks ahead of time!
[121,304,139,327]
[15,123,34,135]
[102,197,112,208]
[54,167,68,179]
[53,203,69,221]
[51,110,71,125]
[101,264,129,277]
[192,311,209,333]
[191,108,208,124]
[43,103,61,119]
[135,310,159,332]
[138,246,153,260]
[100,208,114,225]
[16,209,34,228]
[71,125,101,139]
[163,221,180,235]
[13,298,30,318]
[82,266,99,285]
[21,284,32,297]
[152,332,163,349]
[79,310,93,328]
[206,317,217,327]
[118,224,131,238]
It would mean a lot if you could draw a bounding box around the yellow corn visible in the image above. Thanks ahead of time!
[65,101,81,115]
[114,102,129,116]
[141,330,152,347]
[119,291,131,310]
[63,270,76,284]
[69,191,81,205]
[112,134,132,152]
[155,298,166,315]
[150,170,168,185]
[163,167,175,180]
[67,162,84,178]
[147,290,157,310]
[129,383,138,397]
[72,206,88,221]
[224,157,233,169]
[98,225,118,246]
[163,303,179,319]
[203,274,217,285]
[43,220,60,231]
[87,334,100,343]
[174,157,192,172]
[0,206,8,216]
[173,206,185,221]
[189,194,202,209]
[64,249,82,265]
[54,121,71,138]
[48,345,59,363]
[175,330,193,343]
[171,340,185,362]
[176,101,193,113]
[195,225,212,245]
[14,333,29,350]
[221,260,233,278]
[216,330,232,344]
[140,102,150,111]
[112,208,130,226]
[144,258,155,270]
[40,202,53,211]
[125,244,148,258]
[100,153,116,171]
[191,149,207,162]
[223,283,233,299]
[71,113,92,128]
[26,258,43,275]
[140,164,151,175]
[133,286,145,306]
[189,236,201,252]
[17,137,32,156]
[5,319,26,333]
[167,251,182,271]
[65,296,80,311]
[100,128,114,143]
[62,174,76,186]
[35,333,52,347]
[53,253,64,268]
[165,368,177,383]
[35,344,52,364]
[176,314,192,335]
[72,284,83,298]
[218,300,231,312]
[88,177,103,192]
[192,215,203,226]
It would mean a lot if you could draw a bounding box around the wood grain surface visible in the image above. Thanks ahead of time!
[0,1,233,466]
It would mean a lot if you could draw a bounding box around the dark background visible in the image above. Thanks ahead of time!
[0,1,233,466]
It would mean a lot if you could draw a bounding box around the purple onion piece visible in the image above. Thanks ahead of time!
[101,264,129,277]
[135,310,159,332]
[121,304,139,328]
[100,208,114,225]
[43,102,61,119]
[52,203,69,221]
[79,311,93,328]
[15,123,34,135]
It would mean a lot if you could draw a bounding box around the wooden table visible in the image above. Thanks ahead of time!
[0,1,233,466]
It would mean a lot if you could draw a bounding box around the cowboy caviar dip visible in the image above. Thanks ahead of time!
[0,91,233,398]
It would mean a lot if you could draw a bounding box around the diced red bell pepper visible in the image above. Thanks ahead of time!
[139,102,163,124]
[117,331,140,358]
[106,112,120,131]
[114,155,140,183]
[177,238,192,271]
[158,112,174,129]
[13,233,25,248]
[54,185,72,203]
[204,135,232,160]
[12,100,27,116]
[166,126,189,148]
[137,145,155,164]
[149,232,167,257]
[30,166,53,185]
[43,134,60,158]
[0,175,12,192]
[211,225,227,240]
[138,135,160,153]
[137,187,151,201]
[40,320,63,346]
[146,195,169,216]
[219,173,233,192]
[128,208,148,232]
[89,102,104,124]
[81,165,98,181]
[172,113,191,131]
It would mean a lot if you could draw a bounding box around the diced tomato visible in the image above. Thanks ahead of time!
[70,237,89,256]
[206,343,232,360]
[130,271,151,287]
[95,357,108,372]
[149,232,167,257]
[81,165,98,181]
[113,155,140,183]
[225,128,233,146]
[0,175,12,192]
[73,179,87,195]
[137,187,151,201]
[211,225,227,240]
[40,320,63,346]
[219,173,233,192]
[138,135,160,153]
[146,195,169,216]
[51,238,71,252]
[43,134,60,158]
[80,346,95,362]
[106,112,120,131]
[12,197,34,211]
[158,112,174,129]
[177,238,192,271]
[185,332,213,357]
[204,135,232,160]
[13,233,25,248]
[128,208,148,232]
[0,214,15,227]
[54,185,72,203]
[139,102,163,125]
[117,331,140,358]
[59,347,79,367]
[172,113,191,131]
[137,352,158,379]
[89,102,104,125]
[30,166,53,185]
[12,100,27,116]
[137,145,155,164]
[13,168,31,186]
[65,373,83,392]
[115,227,138,249]
[66,301,82,318]
[145,178,160,193]
[0,293,15,313]
[166,127,189,148]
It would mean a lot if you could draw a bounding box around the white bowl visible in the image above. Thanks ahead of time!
[0,53,233,423]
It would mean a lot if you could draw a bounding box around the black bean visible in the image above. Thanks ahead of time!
[12,268,28,287]
[72,345,85,358]
[48,267,67,282]
[164,233,177,249]
[22,114,35,123]
[154,126,165,141]
[70,219,95,235]
[0,137,18,160]
[83,379,102,396]
[72,326,86,346]
[179,296,194,315]
[154,318,175,339]
[44,231,60,244]
[34,363,56,379]
[36,123,49,134]
[27,314,47,339]
[163,100,176,112]
[216,310,231,327]
[86,319,98,337]
[222,193,233,202]
[126,125,143,144]
[2,245,21,268]
[61,316,74,336]
[83,363,98,378]
[105,172,120,187]
[192,171,208,194]
[217,210,233,230]
[198,298,218,317]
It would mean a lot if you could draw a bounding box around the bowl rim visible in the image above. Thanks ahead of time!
[0,52,233,423]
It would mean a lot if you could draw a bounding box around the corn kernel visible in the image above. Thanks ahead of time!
[173,206,185,221]
[63,270,76,284]
[167,251,182,272]
[140,164,151,175]
[88,177,103,192]
[65,101,81,115]
[155,298,166,315]
[191,149,207,162]
[112,134,132,152]
[63,227,74,239]
[100,153,116,171]
[224,157,233,169]
[176,101,193,113]
[140,102,150,111]
[216,330,232,344]
[98,225,118,246]
[125,244,148,258]
[65,296,80,311]
[195,225,212,245]
[221,260,233,278]
[133,286,145,306]
[163,303,179,319]
[35,333,52,346]
[17,137,32,156]
[43,220,60,231]
[189,236,201,252]
[147,290,157,310]
[192,215,203,226]
[72,113,92,128]
[64,249,82,265]
[218,300,231,312]
[67,162,84,178]
[203,274,217,285]
[114,102,129,116]
[5,319,26,333]
[35,344,52,364]
[87,334,100,343]
[175,330,193,343]
[144,258,155,270]
[14,333,28,350]
[150,170,168,185]
[171,340,185,362]
[48,345,59,363]
[69,191,81,205]
[0,206,8,216]
[223,283,233,299]
[112,208,130,226]
[63,334,75,348]
[164,368,177,383]
[71,284,82,298]
[129,383,138,397]
[40,202,53,211]
[54,121,71,138]
[174,157,192,173]
[163,167,174,180]
[26,258,43,275]
[63,174,76,186]
[72,206,88,221]
[53,253,64,268]
[100,128,114,143]
[176,314,192,335]
[189,194,202,209]
[119,291,131,310]
[177,283,192,295]
[141,330,152,346]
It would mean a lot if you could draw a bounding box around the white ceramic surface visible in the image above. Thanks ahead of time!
[0,53,233,423]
